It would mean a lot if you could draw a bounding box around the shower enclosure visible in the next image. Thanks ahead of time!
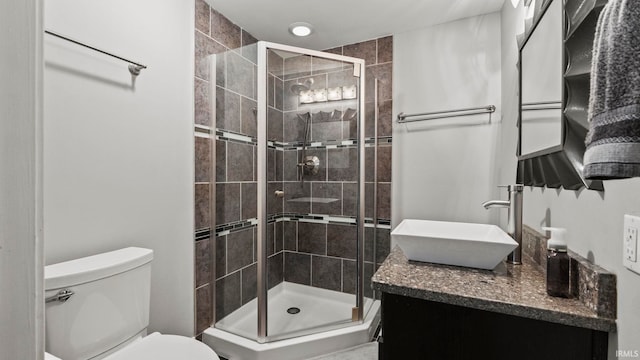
[203,41,380,358]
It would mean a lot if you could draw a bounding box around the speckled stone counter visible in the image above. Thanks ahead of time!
[372,247,616,332]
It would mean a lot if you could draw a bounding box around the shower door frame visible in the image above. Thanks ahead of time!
[256,41,367,343]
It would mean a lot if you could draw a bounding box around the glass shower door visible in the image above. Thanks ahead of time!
[260,43,366,342]
[209,43,261,341]
[211,41,369,344]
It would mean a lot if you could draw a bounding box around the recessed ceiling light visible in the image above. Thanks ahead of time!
[289,22,313,37]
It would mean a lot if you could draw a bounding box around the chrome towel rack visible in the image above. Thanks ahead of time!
[397,105,496,123]
[522,101,562,111]
[45,30,147,76]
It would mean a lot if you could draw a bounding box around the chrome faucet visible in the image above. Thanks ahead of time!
[482,184,524,264]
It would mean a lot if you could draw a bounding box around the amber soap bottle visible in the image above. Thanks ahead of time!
[543,227,570,298]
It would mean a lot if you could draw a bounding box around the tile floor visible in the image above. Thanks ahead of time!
[309,342,378,360]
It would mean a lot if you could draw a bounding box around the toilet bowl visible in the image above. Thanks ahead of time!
[46,333,219,360]
[45,352,62,360]
[102,333,218,360]
[44,247,219,360]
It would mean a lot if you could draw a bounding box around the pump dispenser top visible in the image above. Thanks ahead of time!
[542,227,567,252]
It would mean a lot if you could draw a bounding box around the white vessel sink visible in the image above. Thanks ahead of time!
[391,219,518,270]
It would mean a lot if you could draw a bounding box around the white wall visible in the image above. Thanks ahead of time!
[499,2,640,357]
[0,0,44,359]
[43,0,195,336]
[497,0,524,222]
[392,13,502,230]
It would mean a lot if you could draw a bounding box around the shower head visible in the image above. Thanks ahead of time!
[290,78,314,94]
[290,83,309,93]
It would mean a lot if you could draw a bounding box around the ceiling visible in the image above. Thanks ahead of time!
[207,0,506,50]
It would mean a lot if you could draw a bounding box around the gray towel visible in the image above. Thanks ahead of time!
[584,0,640,179]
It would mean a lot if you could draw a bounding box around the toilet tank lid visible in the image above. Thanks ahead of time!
[45,247,153,290]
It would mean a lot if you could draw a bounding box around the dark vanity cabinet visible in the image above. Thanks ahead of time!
[380,293,608,360]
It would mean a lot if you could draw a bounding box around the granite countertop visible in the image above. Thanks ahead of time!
[372,247,617,332]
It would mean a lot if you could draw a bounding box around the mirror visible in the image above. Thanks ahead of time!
[517,0,604,191]
[520,0,562,156]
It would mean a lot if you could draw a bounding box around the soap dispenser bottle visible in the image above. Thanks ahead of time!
[542,227,570,298]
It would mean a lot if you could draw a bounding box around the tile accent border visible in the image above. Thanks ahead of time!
[200,213,391,239]
[210,128,392,151]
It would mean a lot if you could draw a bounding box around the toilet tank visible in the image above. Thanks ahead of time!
[45,247,154,360]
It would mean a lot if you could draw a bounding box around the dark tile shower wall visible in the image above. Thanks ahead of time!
[194,0,393,336]
[193,0,268,335]
[206,49,288,326]
[280,37,394,299]
[359,37,393,282]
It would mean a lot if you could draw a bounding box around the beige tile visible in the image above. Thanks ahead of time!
[284,252,311,286]
[377,36,393,64]
[195,0,210,35]
[195,136,211,183]
[327,224,357,259]
[195,31,226,81]
[216,183,240,225]
[241,96,257,137]
[378,99,393,137]
[226,228,254,273]
[312,255,341,292]
[226,51,255,99]
[377,145,392,183]
[268,252,284,289]
[195,238,212,287]
[311,183,342,216]
[215,272,241,320]
[323,46,343,56]
[195,284,212,335]
[241,182,257,219]
[298,222,327,255]
[215,87,241,133]
[241,263,257,304]
[195,184,210,230]
[216,140,226,182]
[241,30,258,64]
[211,8,241,49]
[343,39,376,66]
[194,77,210,126]
[284,55,312,80]
[226,142,254,182]
[366,63,392,102]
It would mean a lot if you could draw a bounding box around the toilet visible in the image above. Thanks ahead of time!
[44,247,220,360]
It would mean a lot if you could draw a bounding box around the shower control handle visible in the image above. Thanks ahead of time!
[274,190,285,198]
[297,156,320,175]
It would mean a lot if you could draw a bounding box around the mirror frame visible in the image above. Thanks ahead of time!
[516,0,604,191]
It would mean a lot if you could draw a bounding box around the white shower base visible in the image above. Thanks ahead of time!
[203,282,380,360]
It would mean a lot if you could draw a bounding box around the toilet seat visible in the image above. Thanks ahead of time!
[103,332,220,360]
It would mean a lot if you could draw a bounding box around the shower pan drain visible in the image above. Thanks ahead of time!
[287,307,301,314]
